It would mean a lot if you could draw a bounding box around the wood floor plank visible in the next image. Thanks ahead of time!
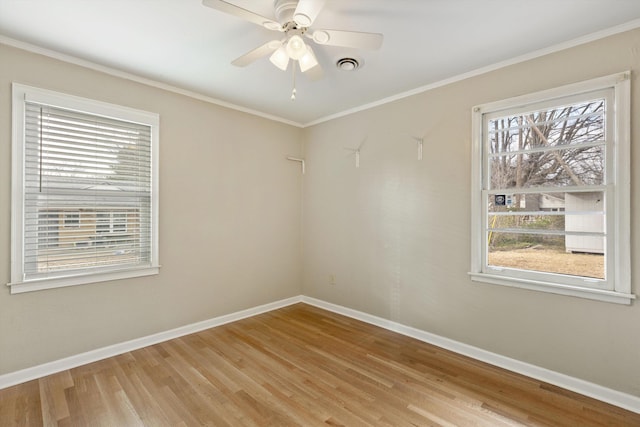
[1,303,639,426]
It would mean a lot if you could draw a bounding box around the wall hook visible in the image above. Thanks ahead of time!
[286,156,305,174]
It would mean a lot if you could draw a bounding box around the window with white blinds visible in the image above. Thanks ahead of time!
[11,84,159,293]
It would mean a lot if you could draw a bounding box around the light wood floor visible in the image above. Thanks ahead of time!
[1,303,639,426]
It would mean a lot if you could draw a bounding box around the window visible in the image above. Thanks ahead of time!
[63,212,80,228]
[470,73,633,304]
[10,84,159,293]
[96,210,131,235]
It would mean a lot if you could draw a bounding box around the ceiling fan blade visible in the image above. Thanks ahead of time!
[202,0,282,31]
[310,29,383,50]
[231,40,281,67]
[293,0,325,27]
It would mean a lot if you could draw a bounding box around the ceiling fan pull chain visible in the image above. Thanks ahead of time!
[291,62,297,101]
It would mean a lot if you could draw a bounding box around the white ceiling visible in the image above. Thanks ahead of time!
[2,0,640,126]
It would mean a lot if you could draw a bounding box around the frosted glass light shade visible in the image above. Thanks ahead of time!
[269,46,289,70]
[286,35,307,60]
[298,46,318,72]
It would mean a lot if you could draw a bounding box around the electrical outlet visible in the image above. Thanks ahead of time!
[329,274,336,285]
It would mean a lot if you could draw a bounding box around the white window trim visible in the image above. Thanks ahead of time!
[469,72,633,305]
[9,83,160,294]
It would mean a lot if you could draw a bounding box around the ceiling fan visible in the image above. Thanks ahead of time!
[202,0,383,77]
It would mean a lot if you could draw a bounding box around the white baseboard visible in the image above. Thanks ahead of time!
[301,296,640,415]
[2,294,638,415]
[0,295,303,390]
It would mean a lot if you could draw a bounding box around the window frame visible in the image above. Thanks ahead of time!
[10,83,160,294]
[63,211,80,228]
[97,211,130,235]
[469,73,633,305]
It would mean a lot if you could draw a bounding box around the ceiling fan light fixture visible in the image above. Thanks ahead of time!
[270,46,290,70]
[298,46,318,72]
[286,35,307,60]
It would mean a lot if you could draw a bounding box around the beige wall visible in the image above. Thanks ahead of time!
[302,29,640,397]
[2,27,640,399]
[0,44,303,373]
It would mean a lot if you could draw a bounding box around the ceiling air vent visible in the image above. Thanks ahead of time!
[336,57,360,71]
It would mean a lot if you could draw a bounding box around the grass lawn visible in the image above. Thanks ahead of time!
[488,248,604,279]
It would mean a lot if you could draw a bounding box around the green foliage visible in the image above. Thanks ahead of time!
[489,213,565,251]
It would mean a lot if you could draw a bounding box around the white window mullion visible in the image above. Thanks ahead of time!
[487,140,606,158]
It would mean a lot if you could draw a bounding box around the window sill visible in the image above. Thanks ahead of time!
[8,266,160,294]
[468,272,635,305]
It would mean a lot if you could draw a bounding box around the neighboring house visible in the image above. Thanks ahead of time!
[539,193,566,212]
[521,193,565,212]
[525,193,603,254]
[500,193,603,254]
[565,192,604,254]
[35,207,142,273]
[38,208,139,249]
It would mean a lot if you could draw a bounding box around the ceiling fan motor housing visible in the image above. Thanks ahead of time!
[274,0,299,24]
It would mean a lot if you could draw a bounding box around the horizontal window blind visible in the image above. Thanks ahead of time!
[23,101,153,280]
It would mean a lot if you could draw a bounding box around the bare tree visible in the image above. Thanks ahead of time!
[489,100,604,191]
[487,99,605,249]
